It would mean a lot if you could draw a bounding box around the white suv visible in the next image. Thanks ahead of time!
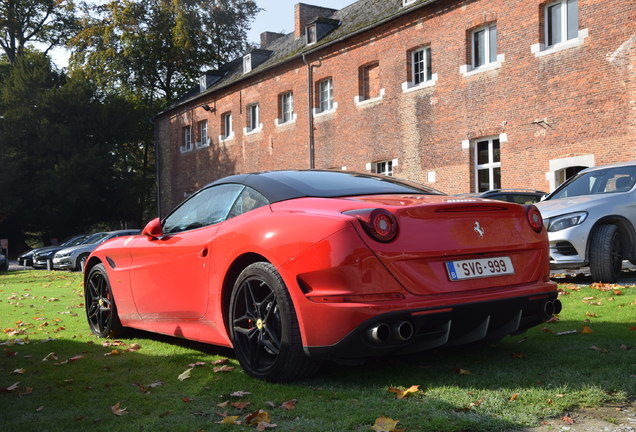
[535,161,636,282]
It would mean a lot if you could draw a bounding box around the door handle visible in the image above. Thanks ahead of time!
[198,247,209,258]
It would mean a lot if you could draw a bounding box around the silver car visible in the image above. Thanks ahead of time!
[52,230,139,271]
[535,161,636,282]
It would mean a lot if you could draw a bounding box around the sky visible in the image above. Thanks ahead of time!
[247,0,357,44]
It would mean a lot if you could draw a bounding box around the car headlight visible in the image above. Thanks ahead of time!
[56,252,70,258]
[547,212,588,232]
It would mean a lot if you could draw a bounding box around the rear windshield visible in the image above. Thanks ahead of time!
[265,171,443,198]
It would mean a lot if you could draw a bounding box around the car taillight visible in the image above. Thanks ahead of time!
[526,205,543,233]
[344,208,399,242]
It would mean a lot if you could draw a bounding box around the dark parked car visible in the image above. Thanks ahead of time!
[32,235,88,269]
[19,234,87,267]
[457,189,546,204]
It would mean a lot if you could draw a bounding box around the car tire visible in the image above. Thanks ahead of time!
[589,224,622,283]
[229,262,319,382]
[85,263,123,338]
[76,254,89,272]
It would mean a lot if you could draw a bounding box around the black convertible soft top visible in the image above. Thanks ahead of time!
[208,170,444,203]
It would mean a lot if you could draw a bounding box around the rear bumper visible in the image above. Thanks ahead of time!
[305,291,560,361]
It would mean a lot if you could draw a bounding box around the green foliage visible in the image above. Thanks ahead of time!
[69,0,260,101]
[0,51,154,247]
[0,271,634,432]
[0,0,78,63]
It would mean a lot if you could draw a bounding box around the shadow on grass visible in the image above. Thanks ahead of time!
[1,319,633,432]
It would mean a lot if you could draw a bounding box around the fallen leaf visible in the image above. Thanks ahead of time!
[217,416,240,425]
[280,399,297,411]
[230,390,251,397]
[246,410,271,426]
[111,402,128,416]
[177,368,192,381]
[562,415,574,424]
[256,421,277,431]
[454,368,471,375]
[182,397,193,403]
[10,368,26,375]
[511,352,525,359]
[42,352,58,362]
[1,382,19,392]
[231,401,251,410]
[388,385,420,399]
[211,358,229,366]
[509,393,519,401]
[104,349,121,356]
[213,365,235,373]
[590,345,608,353]
[69,355,84,362]
[581,326,593,334]
[585,312,597,318]
[217,400,229,408]
[371,417,404,432]
[126,344,141,352]
[188,361,206,368]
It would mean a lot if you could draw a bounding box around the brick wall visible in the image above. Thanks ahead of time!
[155,0,636,214]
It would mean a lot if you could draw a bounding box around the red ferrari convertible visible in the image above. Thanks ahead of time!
[84,170,559,381]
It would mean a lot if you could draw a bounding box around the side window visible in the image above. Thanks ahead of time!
[163,184,244,233]
[227,187,270,219]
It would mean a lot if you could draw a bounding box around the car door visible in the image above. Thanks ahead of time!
[129,184,245,319]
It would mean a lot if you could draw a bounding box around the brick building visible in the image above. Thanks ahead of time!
[154,0,636,215]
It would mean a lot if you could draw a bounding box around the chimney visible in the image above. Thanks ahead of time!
[260,31,285,48]
[294,3,337,39]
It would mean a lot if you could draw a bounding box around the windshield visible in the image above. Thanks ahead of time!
[82,232,109,244]
[550,166,636,200]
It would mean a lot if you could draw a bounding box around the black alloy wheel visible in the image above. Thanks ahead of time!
[589,224,622,283]
[229,262,319,382]
[85,263,123,338]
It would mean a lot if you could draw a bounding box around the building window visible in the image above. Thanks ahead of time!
[412,47,432,85]
[403,0,416,5]
[318,78,334,113]
[243,54,252,74]
[196,120,209,148]
[546,0,578,47]
[472,24,497,68]
[180,125,192,153]
[220,112,233,141]
[306,24,317,45]
[278,91,294,124]
[245,103,261,133]
[373,160,394,177]
[475,138,501,192]
[359,62,380,101]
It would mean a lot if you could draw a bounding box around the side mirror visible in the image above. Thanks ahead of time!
[141,218,163,239]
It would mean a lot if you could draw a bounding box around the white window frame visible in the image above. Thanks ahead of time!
[243,54,252,74]
[546,0,578,47]
[306,24,317,45]
[472,24,497,68]
[219,112,233,142]
[275,91,296,126]
[474,137,501,192]
[403,0,416,6]
[319,78,333,112]
[244,103,262,134]
[531,0,587,57]
[180,125,192,153]
[402,46,438,92]
[196,120,209,148]
[367,159,398,177]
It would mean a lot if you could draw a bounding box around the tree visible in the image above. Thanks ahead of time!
[0,0,78,63]
[0,51,149,251]
[69,0,260,101]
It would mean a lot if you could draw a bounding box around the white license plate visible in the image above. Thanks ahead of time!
[446,257,514,281]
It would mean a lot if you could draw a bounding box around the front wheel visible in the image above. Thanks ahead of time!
[85,263,123,338]
[229,262,319,382]
[589,224,622,283]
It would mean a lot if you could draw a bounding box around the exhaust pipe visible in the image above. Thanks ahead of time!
[553,299,562,315]
[392,321,414,342]
[367,323,390,343]
[543,301,554,317]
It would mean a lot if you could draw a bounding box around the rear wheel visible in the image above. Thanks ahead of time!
[229,262,319,382]
[85,263,123,338]
[589,224,622,283]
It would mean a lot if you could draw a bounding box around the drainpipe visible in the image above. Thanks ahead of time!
[302,53,321,169]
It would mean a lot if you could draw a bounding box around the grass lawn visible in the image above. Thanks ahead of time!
[0,269,634,431]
